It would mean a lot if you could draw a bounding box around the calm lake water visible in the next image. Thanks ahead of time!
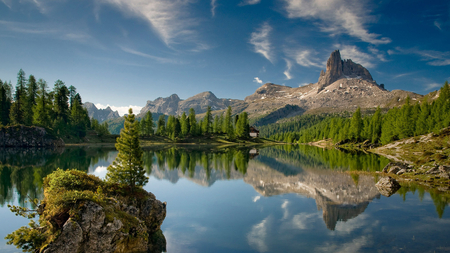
[1,145,450,253]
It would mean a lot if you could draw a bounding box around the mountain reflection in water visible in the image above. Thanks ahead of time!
[1,145,450,252]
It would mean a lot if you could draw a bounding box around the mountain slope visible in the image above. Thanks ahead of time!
[83,102,120,123]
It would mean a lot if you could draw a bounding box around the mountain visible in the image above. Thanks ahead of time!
[83,102,120,123]
[242,50,422,124]
[138,91,243,116]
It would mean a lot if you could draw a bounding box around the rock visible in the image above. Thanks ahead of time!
[388,166,401,174]
[397,169,407,175]
[375,177,401,197]
[43,218,83,253]
[440,172,450,179]
[426,166,440,174]
[317,50,373,91]
[0,125,64,147]
[83,102,120,123]
[439,165,450,173]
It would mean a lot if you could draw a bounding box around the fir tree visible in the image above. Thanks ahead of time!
[202,106,212,134]
[24,75,38,125]
[0,80,12,126]
[224,106,233,138]
[156,115,166,136]
[10,69,27,125]
[180,111,189,137]
[106,108,148,189]
[350,107,363,141]
[188,108,197,136]
[33,79,50,127]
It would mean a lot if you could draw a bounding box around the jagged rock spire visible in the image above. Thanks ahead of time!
[317,50,373,91]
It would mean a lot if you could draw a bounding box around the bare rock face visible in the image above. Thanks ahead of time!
[0,125,64,147]
[375,177,401,197]
[83,102,120,123]
[317,50,373,91]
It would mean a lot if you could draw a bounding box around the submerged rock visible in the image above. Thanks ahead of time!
[375,177,401,197]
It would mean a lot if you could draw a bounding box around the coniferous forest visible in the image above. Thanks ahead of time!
[0,69,108,138]
[262,81,450,145]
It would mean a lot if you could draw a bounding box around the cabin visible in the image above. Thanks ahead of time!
[249,126,259,138]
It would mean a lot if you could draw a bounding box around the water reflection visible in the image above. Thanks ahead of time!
[0,145,449,232]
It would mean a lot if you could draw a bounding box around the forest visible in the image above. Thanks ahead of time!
[0,69,108,138]
[262,81,450,145]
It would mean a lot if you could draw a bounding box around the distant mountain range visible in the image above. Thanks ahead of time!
[85,50,426,126]
[83,102,120,123]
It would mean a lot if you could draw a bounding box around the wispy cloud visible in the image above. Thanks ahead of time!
[283,58,293,79]
[368,46,388,62]
[99,0,202,49]
[392,47,450,66]
[253,77,263,84]
[247,216,271,252]
[425,82,442,90]
[249,22,274,63]
[1,0,12,8]
[95,103,143,116]
[293,49,322,68]
[211,0,218,17]
[339,45,376,68]
[283,0,391,45]
[120,46,184,64]
[393,72,415,79]
[434,20,442,30]
[239,0,261,6]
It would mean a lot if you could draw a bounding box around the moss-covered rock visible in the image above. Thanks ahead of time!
[6,169,166,253]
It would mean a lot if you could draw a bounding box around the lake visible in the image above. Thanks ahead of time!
[1,145,450,253]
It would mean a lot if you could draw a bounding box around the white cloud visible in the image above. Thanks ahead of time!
[434,20,442,30]
[249,22,274,63]
[120,46,184,64]
[298,82,309,87]
[211,0,218,17]
[1,0,12,8]
[92,166,108,179]
[99,0,201,48]
[368,46,388,62]
[253,77,263,84]
[339,45,375,68]
[294,50,323,68]
[393,72,414,79]
[239,0,261,6]
[281,200,289,220]
[425,82,442,90]
[95,103,143,116]
[253,196,261,202]
[316,235,371,253]
[283,59,293,80]
[283,0,391,45]
[247,216,271,252]
[291,212,318,230]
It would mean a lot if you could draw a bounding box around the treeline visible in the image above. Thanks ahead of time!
[137,106,250,140]
[267,81,450,145]
[0,69,108,137]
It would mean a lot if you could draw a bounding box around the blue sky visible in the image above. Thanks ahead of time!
[0,0,449,115]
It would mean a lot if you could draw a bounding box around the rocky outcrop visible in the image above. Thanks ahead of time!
[0,125,64,147]
[84,102,120,123]
[375,177,401,197]
[43,197,167,253]
[317,50,373,91]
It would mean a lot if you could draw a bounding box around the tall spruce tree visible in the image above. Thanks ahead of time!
[350,107,363,141]
[33,79,50,127]
[0,80,12,126]
[106,108,148,189]
[10,69,27,125]
[156,115,166,136]
[188,108,197,136]
[24,75,38,125]
[202,106,212,134]
[180,111,189,136]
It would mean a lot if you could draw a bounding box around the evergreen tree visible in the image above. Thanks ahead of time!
[370,107,382,143]
[235,112,249,138]
[70,93,88,137]
[224,106,233,138]
[68,85,77,109]
[180,111,189,136]
[52,80,70,131]
[350,107,363,141]
[0,79,12,126]
[10,69,27,125]
[188,108,197,136]
[218,113,224,134]
[213,115,219,133]
[33,79,50,127]
[141,111,154,136]
[202,106,212,134]
[156,115,166,136]
[24,75,38,125]
[106,108,148,189]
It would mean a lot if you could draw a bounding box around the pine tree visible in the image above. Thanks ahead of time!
[156,115,166,136]
[10,69,27,125]
[143,111,153,136]
[224,106,233,138]
[213,115,219,133]
[188,108,197,136]
[0,79,12,126]
[370,107,382,143]
[202,106,212,134]
[180,111,189,137]
[235,112,249,138]
[24,75,38,126]
[33,79,50,127]
[350,107,363,141]
[106,108,148,189]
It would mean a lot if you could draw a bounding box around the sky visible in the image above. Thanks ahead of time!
[0,0,449,115]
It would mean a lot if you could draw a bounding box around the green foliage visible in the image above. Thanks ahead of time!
[106,108,148,189]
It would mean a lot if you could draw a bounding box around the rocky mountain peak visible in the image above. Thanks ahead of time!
[83,102,120,123]
[317,50,373,91]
